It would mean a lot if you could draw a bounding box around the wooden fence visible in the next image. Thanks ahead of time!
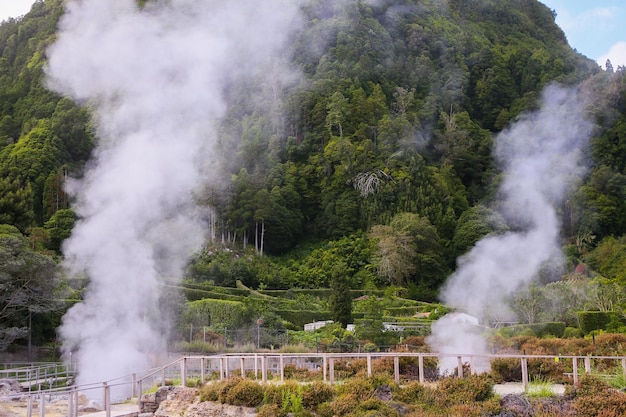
[3,352,626,417]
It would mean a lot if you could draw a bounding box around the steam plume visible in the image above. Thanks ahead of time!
[45,0,301,387]
[428,84,593,371]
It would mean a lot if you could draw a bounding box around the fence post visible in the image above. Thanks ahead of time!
[181,357,187,387]
[219,357,225,380]
[201,357,207,383]
[240,357,246,378]
[254,354,259,380]
[27,394,32,417]
[457,356,463,378]
[132,373,137,398]
[622,358,626,381]
[68,389,74,417]
[39,392,45,417]
[572,357,579,384]
[279,355,285,382]
[521,357,528,390]
[104,382,111,417]
[261,356,267,383]
[329,357,335,386]
[394,356,400,383]
[584,356,591,374]
[367,354,372,377]
[323,355,327,382]
[418,354,424,383]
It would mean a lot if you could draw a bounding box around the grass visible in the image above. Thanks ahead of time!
[525,377,556,398]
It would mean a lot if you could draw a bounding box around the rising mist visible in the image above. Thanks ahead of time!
[428,84,593,371]
[45,0,301,387]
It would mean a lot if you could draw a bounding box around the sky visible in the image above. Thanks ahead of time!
[0,0,624,67]
[540,0,626,69]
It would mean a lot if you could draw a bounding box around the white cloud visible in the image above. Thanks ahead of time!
[597,41,626,69]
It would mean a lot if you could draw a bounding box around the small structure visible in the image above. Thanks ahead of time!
[446,312,480,326]
[304,320,334,331]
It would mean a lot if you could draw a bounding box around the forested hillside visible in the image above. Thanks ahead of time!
[2,0,626,351]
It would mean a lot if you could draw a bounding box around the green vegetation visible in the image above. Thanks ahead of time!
[2,0,626,355]
[193,372,626,416]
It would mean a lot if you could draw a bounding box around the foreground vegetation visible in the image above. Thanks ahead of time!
[190,371,626,417]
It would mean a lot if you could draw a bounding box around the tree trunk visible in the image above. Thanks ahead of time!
[260,221,265,257]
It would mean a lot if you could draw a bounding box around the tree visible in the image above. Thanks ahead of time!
[43,208,76,252]
[0,225,59,351]
[452,205,508,257]
[326,92,349,137]
[370,224,416,285]
[329,263,352,327]
[511,284,546,324]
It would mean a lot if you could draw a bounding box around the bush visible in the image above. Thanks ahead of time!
[225,379,264,407]
[490,358,521,383]
[436,374,494,405]
[393,380,427,404]
[533,322,566,338]
[330,393,359,416]
[284,364,314,381]
[573,390,626,416]
[563,326,583,338]
[199,382,220,402]
[217,377,243,403]
[335,377,374,401]
[577,311,612,334]
[301,381,334,409]
[257,403,284,417]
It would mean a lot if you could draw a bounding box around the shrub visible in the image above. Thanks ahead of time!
[393,380,426,404]
[316,401,334,417]
[335,377,374,401]
[263,381,301,406]
[301,381,334,409]
[573,390,626,416]
[257,403,283,417]
[577,311,612,334]
[330,393,359,416]
[284,363,314,381]
[357,399,401,416]
[571,374,613,397]
[563,327,583,338]
[490,358,521,383]
[217,377,243,403]
[225,379,264,407]
[436,374,494,406]
[199,382,220,402]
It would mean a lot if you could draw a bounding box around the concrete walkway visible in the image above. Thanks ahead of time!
[80,403,139,417]
[494,382,566,396]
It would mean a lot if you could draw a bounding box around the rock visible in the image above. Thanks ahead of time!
[500,394,531,417]
[154,388,257,417]
[79,399,104,412]
[141,386,174,414]
[0,379,23,396]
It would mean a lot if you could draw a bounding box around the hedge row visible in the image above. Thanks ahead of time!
[577,311,626,334]
[258,289,385,298]
[498,322,566,338]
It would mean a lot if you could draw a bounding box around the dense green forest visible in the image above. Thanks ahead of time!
[2,0,626,352]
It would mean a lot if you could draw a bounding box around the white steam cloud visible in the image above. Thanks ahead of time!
[46,0,301,387]
[428,85,593,372]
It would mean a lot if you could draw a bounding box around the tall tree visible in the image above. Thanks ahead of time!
[0,225,59,351]
[329,262,353,327]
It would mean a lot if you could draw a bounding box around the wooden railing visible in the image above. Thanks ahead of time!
[3,352,626,417]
